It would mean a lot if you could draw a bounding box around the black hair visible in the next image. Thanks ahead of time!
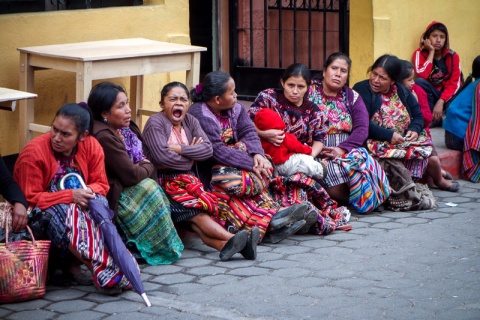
[160,81,189,105]
[281,63,311,85]
[448,55,480,100]
[190,71,231,103]
[471,55,480,79]
[423,23,449,50]
[54,103,93,134]
[367,54,402,82]
[313,52,352,82]
[87,81,126,122]
[398,59,415,82]
[324,52,352,71]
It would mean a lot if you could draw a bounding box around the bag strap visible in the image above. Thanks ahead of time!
[2,201,36,246]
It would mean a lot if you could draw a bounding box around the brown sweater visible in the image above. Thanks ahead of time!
[92,121,155,213]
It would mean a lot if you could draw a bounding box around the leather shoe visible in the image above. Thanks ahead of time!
[442,180,460,192]
[263,220,306,244]
[219,229,248,261]
[269,203,309,230]
[296,209,318,235]
[240,227,260,260]
[95,286,122,295]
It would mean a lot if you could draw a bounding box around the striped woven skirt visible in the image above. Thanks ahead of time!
[320,133,351,187]
[66,199,132,289]
[117,178,184,265]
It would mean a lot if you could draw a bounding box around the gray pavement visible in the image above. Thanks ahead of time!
[1,180,479,320]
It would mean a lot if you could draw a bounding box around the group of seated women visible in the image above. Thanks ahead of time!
[9,29,469,292]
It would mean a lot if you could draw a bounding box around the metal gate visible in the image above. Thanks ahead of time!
[230,0,349,100]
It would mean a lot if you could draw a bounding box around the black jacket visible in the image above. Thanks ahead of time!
[0,157,28,208]
[352,80,424,143]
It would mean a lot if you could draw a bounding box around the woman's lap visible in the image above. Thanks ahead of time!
[320,133,350,187]
[117,178,183,265]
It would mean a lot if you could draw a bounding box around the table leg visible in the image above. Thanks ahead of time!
[186,52,201,90]
[18,52,35,151]
[130,75,144,127]
[76,61,93,105]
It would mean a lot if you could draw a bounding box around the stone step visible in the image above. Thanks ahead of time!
[430,127,462,180]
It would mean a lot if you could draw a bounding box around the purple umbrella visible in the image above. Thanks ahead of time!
[60,173,151,307]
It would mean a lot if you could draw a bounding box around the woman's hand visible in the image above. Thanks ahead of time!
[432,99,444,120]
[261,129,285,147]
[168,143,182,154]
[422,39,435,52]
[11,202,28,232]
[404,130,418,142]
[72,188,95,208]
[190,136,203,146]
[391,132,405,145]
[252,154,272,179]
[320,146,346,159]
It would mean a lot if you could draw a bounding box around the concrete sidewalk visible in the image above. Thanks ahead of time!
[430,127,463,180]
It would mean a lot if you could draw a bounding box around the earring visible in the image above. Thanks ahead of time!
[103,118,108,123]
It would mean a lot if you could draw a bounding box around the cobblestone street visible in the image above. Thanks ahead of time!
[1,179,479,319]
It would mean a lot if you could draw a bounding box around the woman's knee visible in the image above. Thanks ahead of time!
[326,184,349,202]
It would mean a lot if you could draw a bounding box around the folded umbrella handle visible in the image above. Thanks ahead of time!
[59,172,88,190]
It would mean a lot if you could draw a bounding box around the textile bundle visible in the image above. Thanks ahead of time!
[335,148,391,213]
[165,174,219,216]
[463,81,480,182]
[269,172,352,235]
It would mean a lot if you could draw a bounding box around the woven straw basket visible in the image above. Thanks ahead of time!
[0,203,50,304]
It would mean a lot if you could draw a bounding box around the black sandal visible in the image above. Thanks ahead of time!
[443,171,453,180]
[443,180,460,192]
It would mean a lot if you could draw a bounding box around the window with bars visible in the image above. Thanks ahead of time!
[230,0,349,99]
[0,0,143,14]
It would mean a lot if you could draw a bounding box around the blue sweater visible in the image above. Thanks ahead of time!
[444,79,480,139]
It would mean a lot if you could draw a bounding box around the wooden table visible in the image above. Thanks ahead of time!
[18,38,206,149]
[0,88,37,112]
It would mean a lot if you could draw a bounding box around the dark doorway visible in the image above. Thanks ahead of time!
[189,0,214,81]
[230,0,349,100]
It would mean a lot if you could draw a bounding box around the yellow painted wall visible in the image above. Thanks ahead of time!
[0,0,190,155]
[350,0,480,85]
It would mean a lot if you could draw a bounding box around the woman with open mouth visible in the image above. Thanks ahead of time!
[143,81,257,261]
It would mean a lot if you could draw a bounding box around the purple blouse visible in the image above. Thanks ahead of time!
[119,127,146,164]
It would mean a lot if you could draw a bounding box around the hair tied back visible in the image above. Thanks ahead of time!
[78,101,90,110]
[195,83,203,95]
